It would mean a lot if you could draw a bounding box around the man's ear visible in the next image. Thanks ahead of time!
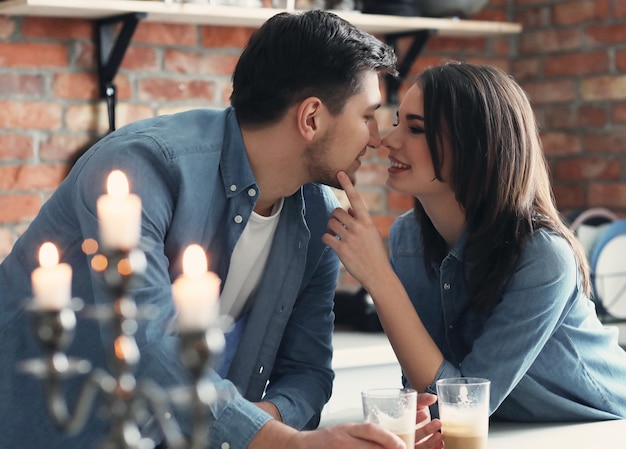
[296,97,324,142]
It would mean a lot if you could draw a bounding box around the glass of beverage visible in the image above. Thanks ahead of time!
[435,377,490,449]
[361,387,417,449]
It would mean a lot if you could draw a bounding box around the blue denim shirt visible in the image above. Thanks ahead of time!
[0,107,339,449]
[390,211,626,421]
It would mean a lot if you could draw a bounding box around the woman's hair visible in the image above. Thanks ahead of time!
[414,61,590,313]
[230,10,397,127]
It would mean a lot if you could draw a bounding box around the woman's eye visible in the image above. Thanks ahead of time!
[409,126,424,134]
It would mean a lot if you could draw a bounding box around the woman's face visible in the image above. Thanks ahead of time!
[382,84,454,201]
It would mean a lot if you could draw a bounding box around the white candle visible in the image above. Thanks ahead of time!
[172,245,221,331]
[97,170,142,250]
[31,242,72,310]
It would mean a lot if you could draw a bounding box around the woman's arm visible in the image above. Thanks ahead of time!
[322,171,443,392]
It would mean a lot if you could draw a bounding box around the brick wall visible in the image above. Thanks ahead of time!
[1,1,625,289]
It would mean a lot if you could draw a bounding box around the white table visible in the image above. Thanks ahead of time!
[322,330,626,448]
[489,420,626,448]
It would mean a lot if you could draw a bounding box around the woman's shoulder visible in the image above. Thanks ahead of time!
[516,227,579,279]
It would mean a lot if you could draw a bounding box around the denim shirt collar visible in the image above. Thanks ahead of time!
[220,107,257,199]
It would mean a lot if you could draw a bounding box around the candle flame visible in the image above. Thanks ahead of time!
[107,170,130,199]
[39,242,59,268]
[182,244,208,277]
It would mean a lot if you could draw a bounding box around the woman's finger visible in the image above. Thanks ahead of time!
[336,171,368,217]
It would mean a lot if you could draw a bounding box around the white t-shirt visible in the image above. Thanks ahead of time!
[219,198,284,319]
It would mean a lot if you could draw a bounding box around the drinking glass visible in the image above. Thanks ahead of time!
[435,377,490,449]
[362,387,417,449]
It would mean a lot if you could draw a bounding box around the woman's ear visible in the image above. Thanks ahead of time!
[296,97,324,141]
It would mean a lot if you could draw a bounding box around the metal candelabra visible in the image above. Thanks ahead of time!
[21,245,225,449]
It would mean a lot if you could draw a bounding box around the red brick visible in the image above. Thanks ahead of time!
[425,36,488,54]
[583,132,626,153]
[53,73,99,100]
[407,55,448,77]
[511,58,541,80]
[577,105,608,128]
[134,22,198,46]
[355,162,388,186]
[544,51,609,77]
[138,78,216,102]
[371,214,396,239]
[615,49,626,72]
[523,80,577,104]
[543,105,574,129]
[581,75,626,101]
[0,194,41,224]
[201,26,255,48]
[21,17,92,39]
[75,41,96,69]
[491,36,512,58]
[0,15,16,39]
[520,29,582,54]
[588,184,626,208]
[0,227,14,259]
[554,157,621,180]
[541,132,582,157]
[357,190,384,213]
[552,0,610,26]
[611,104,626,124]
[515,0,552,6]
[387,191,413,212]
[0,164,64,192]
[0,101,62,130]
[0,42,68,68]
[616,1,626,17]
[64,103,153,133]
[585,23,626,46]
[552,184,586,209]
[40,133,97,162]
[120,46,159,71]
[0,73,44,97]
[514,6,549,29]
[164,50,239,76]
[0,134,33,161]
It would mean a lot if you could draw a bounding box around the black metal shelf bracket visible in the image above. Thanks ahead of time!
[385,29,435,105]
[95,12,146,133]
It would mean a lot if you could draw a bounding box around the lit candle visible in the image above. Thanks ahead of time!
[31,242,72,310]
[172,245,221,331]
[97,170,142,250]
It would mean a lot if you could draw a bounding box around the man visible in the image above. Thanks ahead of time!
[0,10,441,449]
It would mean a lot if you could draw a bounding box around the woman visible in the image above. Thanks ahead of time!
[324,61,626,421]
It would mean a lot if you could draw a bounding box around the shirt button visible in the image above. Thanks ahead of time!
[443,283,451,290]
[221,443,230,449]
[230,184,237,192]
[234,215,243,224]
[247,188,256,197]
[259,365,264,374]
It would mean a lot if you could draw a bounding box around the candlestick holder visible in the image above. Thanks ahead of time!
[20,244,225,449]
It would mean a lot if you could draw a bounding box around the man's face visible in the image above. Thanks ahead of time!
[304,70,382,189]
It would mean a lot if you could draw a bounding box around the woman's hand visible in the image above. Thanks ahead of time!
[415,393,443,449]
[322,171,395,291]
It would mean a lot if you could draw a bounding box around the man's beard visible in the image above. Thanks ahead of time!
[304,126,358,190]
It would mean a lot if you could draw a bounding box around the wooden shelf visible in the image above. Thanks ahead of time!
[0,0,522,36]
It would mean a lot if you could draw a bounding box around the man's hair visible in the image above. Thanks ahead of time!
[230,10,397,126]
